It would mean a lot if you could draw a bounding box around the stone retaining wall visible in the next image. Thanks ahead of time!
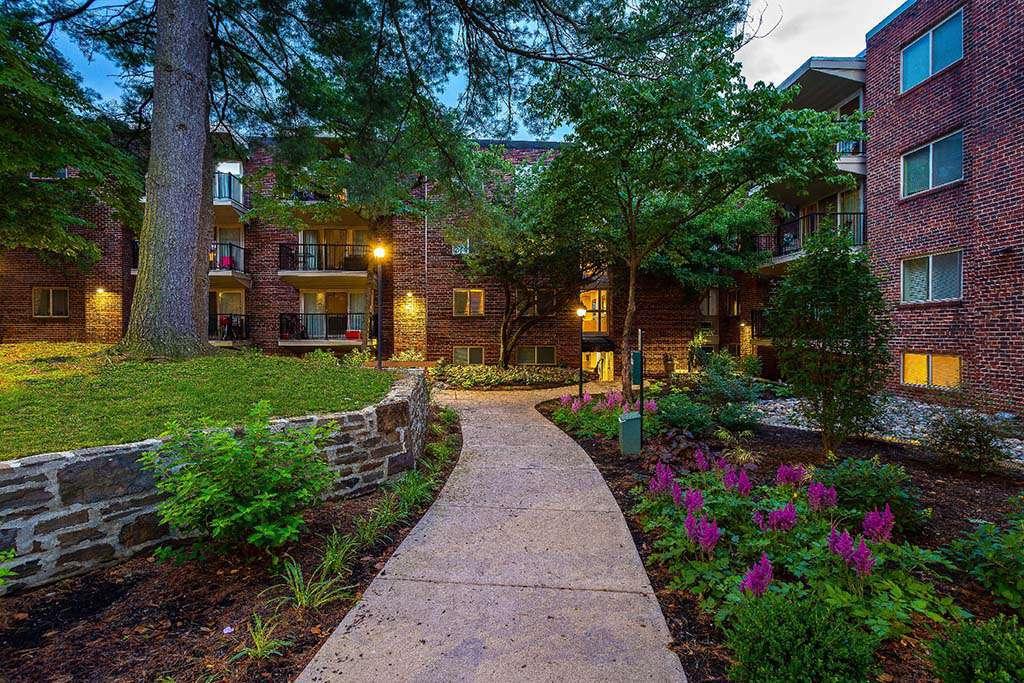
[0,370,427,594]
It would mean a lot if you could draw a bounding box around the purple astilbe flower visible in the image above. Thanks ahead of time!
[828,527,855,563]
[807,481,838,511]
[714,456,730,471]
[582,391,592,405]
[735,469,752,496]
[670,481,683,507]
[739,553,774,596]
[559,394,573,406]
[850,539,875,576]
[775,464,807,487]
[752,510,768,531]
[684,488,704,513]
[648,461,674,494]
[694,517,722,553]
[693,448,710,472]
[603,391,623,410]
[862,504,895,542]
[570,399,582,414]
[684,511,698,540]
[643,399,658,413]
[723,466,739,490]
[766,502,798,531]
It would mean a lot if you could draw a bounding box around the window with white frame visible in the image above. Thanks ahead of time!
[901,250,962,302]
[516,345,556,365]
[901,8,964,92]
[32,287,69,318]
[902,130,963,197]
[453,288,484,316]
[902,352,961,389]
[453,346,484,364]
[452,239,471,255]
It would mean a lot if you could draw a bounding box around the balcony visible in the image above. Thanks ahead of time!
[213,172,245,224]
[209,242,251,288]
[759,212,865,267]
[208,313,250,345]
[277,243,370,287]
[278,313,368,347]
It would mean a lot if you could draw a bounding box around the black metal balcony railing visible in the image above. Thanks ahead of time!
[279,313,367,340]
[278,243,370,271]
[213,172,244,205]
[769,212,865,257]
[208,313,249,341]
[750,308,768,340]
[210,242,247,271]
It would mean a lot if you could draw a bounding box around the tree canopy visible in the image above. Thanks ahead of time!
[0,11,141,265]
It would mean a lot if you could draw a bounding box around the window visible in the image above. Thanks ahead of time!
[699,288,718,316]
[32,287,69,318]
[580,289,608,333]
[453,346,484,364]
[902,352,961,388]
[452,239,471,256]
[901,9,964,92]
[902,251,962,302]
[902,130,963,197]
[516,346,556,365]
[453,289,484,316]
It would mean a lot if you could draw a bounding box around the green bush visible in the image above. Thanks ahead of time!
[340,347,374,368]
[390,348,425,362]
[658,393,714,435]
[726,592,879,683]
[930,615,1024,683]
[140,401,334,554]
[925,407,1011,472]
[431,360,579,388]
[0,548,15,588]
[695,351,760,408]
[717,402,758,431]
[303,348,339,368]
[947,501,1024,611]
[815,457,928,535]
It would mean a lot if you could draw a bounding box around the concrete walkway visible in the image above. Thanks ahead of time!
[299,386,685,682]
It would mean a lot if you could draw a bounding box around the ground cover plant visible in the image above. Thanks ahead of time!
[929,614,1024,683]
[0,343,392,460]
[551,390,660,439]
[0,404,462,681]
[430,360,580,388]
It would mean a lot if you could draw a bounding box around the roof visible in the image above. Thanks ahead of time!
[866,0,918,42]
[777,57,866,93]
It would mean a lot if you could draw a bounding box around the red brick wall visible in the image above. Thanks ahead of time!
[864,0,1024,411]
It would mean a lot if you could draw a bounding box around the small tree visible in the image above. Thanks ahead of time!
[768,227,893,453]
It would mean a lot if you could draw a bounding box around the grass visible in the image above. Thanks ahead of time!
[0,343,394,460]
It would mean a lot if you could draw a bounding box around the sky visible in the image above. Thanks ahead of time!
[56,0,909,137]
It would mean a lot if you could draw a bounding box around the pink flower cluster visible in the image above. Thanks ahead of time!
[828,527,875,576]
[693,448,710,472]
[862,504,895,542]
[752,502,798,532]
[648,461,674,494]
[685,513,721,553]
[559,394,573,406]
[775,464,807,487]
[723,466,752,497]
[807,481,838,511]
[739,553,774,596]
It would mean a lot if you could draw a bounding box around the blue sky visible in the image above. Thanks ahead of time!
[58,0,907,139]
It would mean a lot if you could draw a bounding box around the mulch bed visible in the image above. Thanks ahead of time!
[536,399,1024,683]
[0,410,462,683]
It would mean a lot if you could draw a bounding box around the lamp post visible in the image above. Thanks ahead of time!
[373,245,387,370]
[576,306,587,399]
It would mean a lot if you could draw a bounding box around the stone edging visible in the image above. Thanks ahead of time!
[0,370,427,594]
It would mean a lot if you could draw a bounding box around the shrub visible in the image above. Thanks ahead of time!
[0,548,15,588]
[947,501,1024,611]
[726,592,880,683]
[815,457,928,535]
[658,393,714,434]
[340,347,374,368]
[717,402,758,431]
[303,347,338,369]
[437,406,458,428]
[431,361,578,388]
[390,348,426,362]
[695,351,760,408]
[140,401,334,554]
[930,615,1024,683]
[768,228,893,453]
[925,407,1011,472]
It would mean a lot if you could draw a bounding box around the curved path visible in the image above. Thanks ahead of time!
[299,386,685,682]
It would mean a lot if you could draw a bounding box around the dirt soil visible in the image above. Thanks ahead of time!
[0,412,461,683]
[537,399,1023,683]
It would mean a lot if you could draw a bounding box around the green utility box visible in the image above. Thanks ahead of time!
[631,351,644,385]
[619,411,642,455]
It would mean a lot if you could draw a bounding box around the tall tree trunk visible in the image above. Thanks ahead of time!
[619,256,640,400]
[499,283,513,367]
[120,0,210,357]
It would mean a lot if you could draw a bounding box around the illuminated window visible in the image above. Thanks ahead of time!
[516,346,556,365]
[580,289,608,333]
[453,346,484,364]
[32,287,69,318]
[453,289,484,316]
[902,352,961,389]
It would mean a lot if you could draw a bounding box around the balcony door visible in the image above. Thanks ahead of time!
[215,226,243,270]
[301,291,349,338]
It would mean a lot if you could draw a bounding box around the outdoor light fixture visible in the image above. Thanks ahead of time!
[95,287,105,293]
[373,245,388,370]
[373,245,387,260]
[576,306,587,399]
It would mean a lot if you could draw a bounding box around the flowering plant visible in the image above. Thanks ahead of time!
[552,392,661,440]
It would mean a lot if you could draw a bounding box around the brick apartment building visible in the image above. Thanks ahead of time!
[1,0,1020,411]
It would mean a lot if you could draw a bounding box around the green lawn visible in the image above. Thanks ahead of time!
[0,343,394,460]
